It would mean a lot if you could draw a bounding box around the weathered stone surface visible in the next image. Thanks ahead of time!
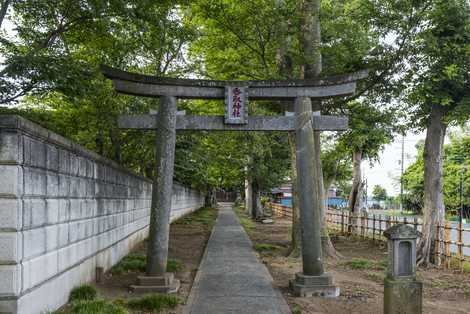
[0,265,20,295]
[295,97,324,276]
[131,278,180,294]
[384,224,421,240]
[290,273,339,298]
[384,277,422,314]
[0,165,23,197]
[118,114,348,132]
[101,65,367,100]
[0,199,22,230]
[101,64,368,88]
[0,232,22,263]
[0,131,21,164]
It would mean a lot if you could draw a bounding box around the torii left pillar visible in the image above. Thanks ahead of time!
[131,95,180,293]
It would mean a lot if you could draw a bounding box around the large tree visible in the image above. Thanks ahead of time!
[2,0,195,169]
[372,185,387,202]
[339,102,395,213]
[403,0,470,265]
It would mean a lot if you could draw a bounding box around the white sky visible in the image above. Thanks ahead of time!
[364,131,425,197]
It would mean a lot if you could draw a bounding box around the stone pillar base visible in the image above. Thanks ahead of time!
[384,277,422,314]
[289,272,340,297]
[130,272,180,294]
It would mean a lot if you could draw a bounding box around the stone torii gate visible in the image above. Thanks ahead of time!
[101,65,367,296]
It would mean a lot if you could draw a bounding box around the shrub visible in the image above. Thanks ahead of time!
[69,300,128,314]
[126,294,180,311]
[69,285,97,302]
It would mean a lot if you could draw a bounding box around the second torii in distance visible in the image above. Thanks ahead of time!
[101,65,367,296]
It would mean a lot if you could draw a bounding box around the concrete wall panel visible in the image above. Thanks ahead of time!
[0,115,204,314]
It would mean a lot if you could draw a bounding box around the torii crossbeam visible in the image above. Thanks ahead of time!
[101,65,367,296]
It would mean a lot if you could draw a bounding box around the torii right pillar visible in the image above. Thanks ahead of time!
[290,96,340,297]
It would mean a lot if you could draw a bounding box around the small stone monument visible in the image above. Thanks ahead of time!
[383,224,423,314]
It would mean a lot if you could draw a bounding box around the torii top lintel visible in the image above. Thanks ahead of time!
[101,65,368,100]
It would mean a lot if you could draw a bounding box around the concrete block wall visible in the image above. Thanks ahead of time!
[0,115,204,314]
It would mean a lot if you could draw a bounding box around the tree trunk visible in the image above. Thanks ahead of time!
[109,128,121,162]
[275,5,300,256]
[251,180,262,219]
[0,0,11,29]
[417,105,447,266]
[288,133,302,257]
[96,130,104,156]
[245,166,253,215]
[205,187,217,208]
[348,150,363,233]
[348,150,363,213]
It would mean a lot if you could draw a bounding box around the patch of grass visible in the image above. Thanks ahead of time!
[254,243,283,252]
[111,253,184,275]
[292,305,302,314]
[376,259,388,270]
[69,285,97,302]
[384,210,417,217]
[234,206,256,231]
[430,277,461,289]
[177,206,218,228]
[365,271,385,282]
[111,253,146,275]
[345,258,387,271]
[59,300,128,314]
[167,259,184,272]
[126,294,180,312]
[430,277,470,297]
[449,257,470,273]
[238,215,256,231]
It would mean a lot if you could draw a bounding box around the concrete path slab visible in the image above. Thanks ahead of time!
[184,203,291,314]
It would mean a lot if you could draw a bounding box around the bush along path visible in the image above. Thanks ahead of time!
[53,206,218,314]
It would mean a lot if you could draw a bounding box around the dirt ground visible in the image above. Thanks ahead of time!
[238,208,470,314]
[93,207,218,313]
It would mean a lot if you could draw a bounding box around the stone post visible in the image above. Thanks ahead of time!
[132,95,179,293]
[383,224,422,314]
[290,97,339,297]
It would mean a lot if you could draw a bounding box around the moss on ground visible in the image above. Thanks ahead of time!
[176,206,218,229]
[254,243,283,252]
[345,258,387,270]
[234,206,256,232]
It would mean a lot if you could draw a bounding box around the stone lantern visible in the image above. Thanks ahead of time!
[383,224,423,314]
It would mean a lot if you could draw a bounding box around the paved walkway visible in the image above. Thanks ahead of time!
[184,203,291,314]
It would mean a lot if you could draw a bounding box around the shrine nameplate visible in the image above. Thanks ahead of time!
[225,86,248,124]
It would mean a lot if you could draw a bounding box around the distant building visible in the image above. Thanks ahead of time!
[271,183,347,208]
[271,183,292,206]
